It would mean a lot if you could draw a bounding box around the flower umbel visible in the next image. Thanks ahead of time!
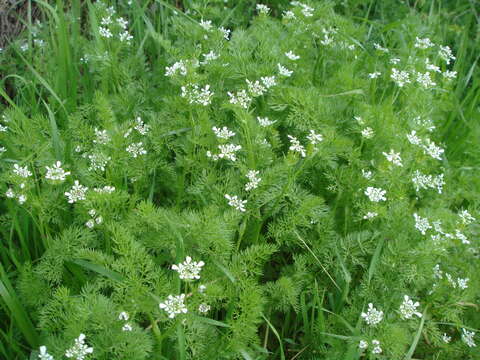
[172,256,205,281]
[159,294,188,318]
[65,333,93,360]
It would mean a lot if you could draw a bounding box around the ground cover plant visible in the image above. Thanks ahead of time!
[0,0,479,359]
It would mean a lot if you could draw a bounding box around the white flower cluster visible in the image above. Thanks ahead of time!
[201,50,219,65]
[225,194,247,212]
[45,161,71,181]
[228,89,252,108]
[256,4,270,15]
[382,149,403,167]
[98,6,132,43]
[13,164,32,178]
[411,170,445,193]
[93,128,110,144]
[414,37,435,49]
[88,153,111,172]
[364,187,387,202]
[278,63,293,77]
[198,303,211,313]
[462,329,476,347]
[291,1,314,17]
[359,339,382,354]
[399,295,422,319]
[165,60,187,77]
[363,211,378,220]
[207,144,242,162]
[93,185,115,194]
[65,181,88,204]
[181,83,214,106]
[212,126,235,139]
[361,303,383,326]
[257,116,276,127]
[159,294,188,318]
[65,333,93,360]
[172,256,205,280]
[38,346,54,360]
[85,209,103,229]
[287,135,306,157]
[285,51,300,60]
[413,213,431,235]
[6,185,27,204]
[126,142,147,158]
[458,210,475,225]
[361,127,374,139]
[306,130,323,145]
[406,131,444,160]
[439,45,456,65]
[416,71,437,88]
[391,68,411,87]
[245,170,261,191]
[118,311,132,332]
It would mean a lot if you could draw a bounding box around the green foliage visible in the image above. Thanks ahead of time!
[0,0,479,359]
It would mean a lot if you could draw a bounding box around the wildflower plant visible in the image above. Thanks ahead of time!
[0,1,479,360]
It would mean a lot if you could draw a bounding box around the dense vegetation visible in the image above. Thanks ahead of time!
[0,1,479,359]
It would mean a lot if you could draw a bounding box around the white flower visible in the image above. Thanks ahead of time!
[287,135,306,157]
[442,333,451,343]
[282,10,296,19]
[414,37,434,49]
[118,311,129,321]
[260,76,276,88]
[172,256,205,281]
[457,277,469,290]
[0,146,6,154]
[227,90,251,109]
[93,186,115,194]
[117,17,128,29]
[364,187,386,202]
[0,124,8,132]
[126,142,147,158]
[371,340,382,354]
[88,153,111,172]
[212,126,235,139]
[159,294,188,318]
[278,63,293,77]
[413,213,431,235]
[198,284,207,293]
[391,68,411,87]
[361,303,383,326]
[425,59,441,73]
[462,329,476,347]
[181,83,214,106]
[38,346,54,360]
[416,71,436,88]
[65,181,88,204]
[399,295,422,319]
[93,128,110,144]
[361,127,374,139]
[407,130,422,145]
[257,117,276,127]
[285,51,300,60]
[362,169,373,180]
[13,164,32,178]
[201,50,219,64]
[359,340,368,350]
[363,212,378,220]
[373,43,389,53]
[256,4,270,14]
[134,117,150,135]
[246,79,266,97]
[218,27,230,40]
[198,303,211,313]
[307,130,323,145]
[207,144,242,162]
[421,138,444,160]
[165,60,187,77]
[390,57,401,64]
[199,19,213,31]
[458,210,475,225]
[65,333,93,360]
[368,71,381,79]
[382,149,403,167]
[433,264,443,279]
[245,170,261,191]
[85,220,95,229]
[45,161,71,181]
[18,194,27,204]
[443,70,457,80]
[99,26,112,38]
[119,31,133,43]
[412,171,444,194]
[6,188,15,198]
[439,45,456,65]
[225,194,247,212]
[122,323,133,331]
